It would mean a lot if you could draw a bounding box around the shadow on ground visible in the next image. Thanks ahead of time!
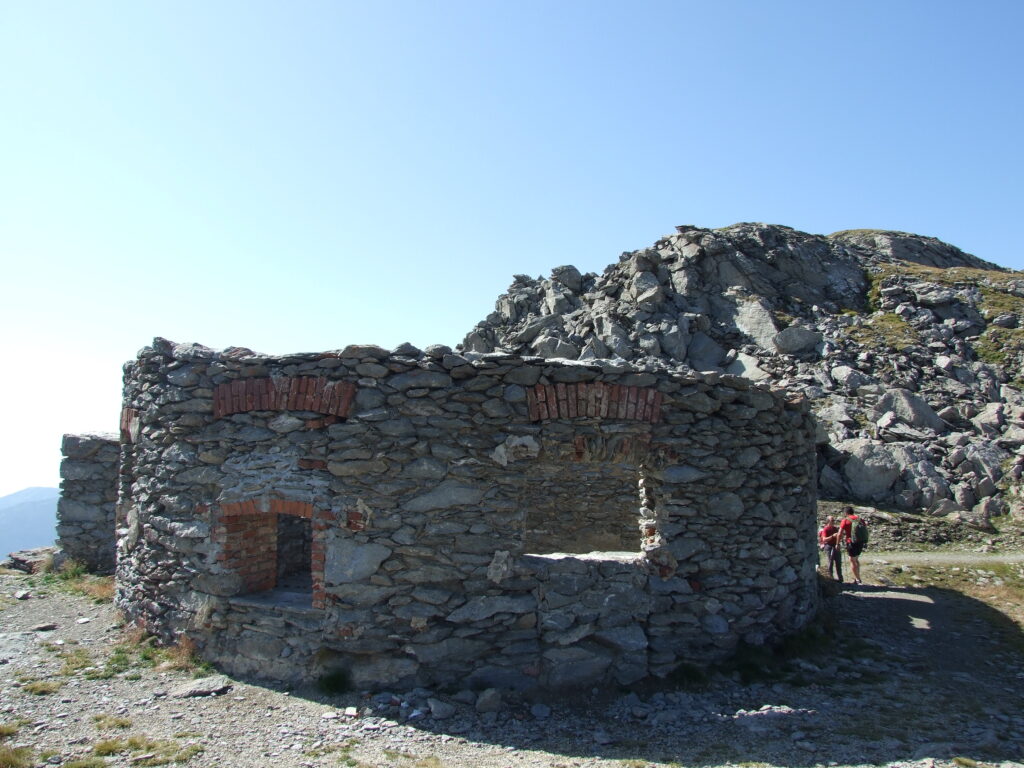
[238,581,1024,767]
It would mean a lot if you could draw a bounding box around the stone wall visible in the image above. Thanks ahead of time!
[114,337,819,691]
[58,433,120,573]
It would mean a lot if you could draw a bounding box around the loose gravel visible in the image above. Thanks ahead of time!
[1,563,1023,768]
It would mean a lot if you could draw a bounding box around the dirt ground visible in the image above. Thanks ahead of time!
[2,549,1024,768]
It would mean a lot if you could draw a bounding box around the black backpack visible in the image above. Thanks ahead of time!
[851,517,869,545]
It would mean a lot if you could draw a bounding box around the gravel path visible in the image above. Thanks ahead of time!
[2,571,1023,768]
[866,550,1024,566]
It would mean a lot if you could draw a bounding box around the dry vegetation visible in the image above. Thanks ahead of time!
[854,259,1024,379]
[846,312,921,351]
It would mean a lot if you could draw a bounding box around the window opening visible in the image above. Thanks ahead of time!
[276,514,312,591]
[520,459,645,555]
[218,502,315,607]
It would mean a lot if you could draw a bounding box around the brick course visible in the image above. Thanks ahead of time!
[212,377,357,419]
[527,382,663,423]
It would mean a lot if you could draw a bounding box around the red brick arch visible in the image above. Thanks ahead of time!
[212,377,357,419]
[527,382,663,423]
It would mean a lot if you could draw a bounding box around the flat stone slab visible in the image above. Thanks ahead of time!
[170,674,233,698]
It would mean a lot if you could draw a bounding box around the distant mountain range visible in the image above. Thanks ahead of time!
[0,487,59,554]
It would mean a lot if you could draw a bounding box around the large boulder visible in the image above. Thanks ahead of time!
[872,389,946,433]
[836,439,901,502]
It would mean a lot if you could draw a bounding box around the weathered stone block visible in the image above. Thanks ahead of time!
[324,539,392,584]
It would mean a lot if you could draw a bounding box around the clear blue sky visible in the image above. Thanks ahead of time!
[1,1,1022,496]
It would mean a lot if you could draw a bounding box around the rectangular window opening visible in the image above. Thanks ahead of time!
[521,461,642,555]
[276,514,312,593]
[223,511,314,608]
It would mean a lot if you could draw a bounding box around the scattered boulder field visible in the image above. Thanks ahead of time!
[462,223,1024,529]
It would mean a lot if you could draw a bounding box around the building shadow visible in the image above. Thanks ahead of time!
[238,581,1024,767]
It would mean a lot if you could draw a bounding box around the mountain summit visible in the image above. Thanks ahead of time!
[462,223,1024,525]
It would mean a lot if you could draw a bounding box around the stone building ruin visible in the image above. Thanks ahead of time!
[61,336,819,691]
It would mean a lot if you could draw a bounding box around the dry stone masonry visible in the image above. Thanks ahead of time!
[57,433,120,573]
[110,336,819,691]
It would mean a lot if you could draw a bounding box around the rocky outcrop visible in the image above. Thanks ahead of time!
[463,223,1024,527]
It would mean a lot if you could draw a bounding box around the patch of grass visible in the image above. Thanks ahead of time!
[86,627,209,681]
[59,647,94,676]
[771,310,796,327]
[847,312,920,351]
[154,636,212,676]
[0,746,34,768]
[93,714,132,730]
[858,258,1024,333]
[869,260,1020,291]
[64,758,107,768]
[92,738,126,756]
[829,228,893,239]
[979,284,1024,318]
[0,723,17,739]
[93,736,203,765]
[975,326,1024,374]
[304,744,340,758]
[158,743,204,766]
[331,739,365,767]
[39,560,115,603]
[20,679,63,695]
[57,559,88,580]
[77,576,115,603]
[85,643,134,680]
[864,267,885,312]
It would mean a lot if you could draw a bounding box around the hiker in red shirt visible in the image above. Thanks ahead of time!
[818,515,843,582]
[838,506,866,584]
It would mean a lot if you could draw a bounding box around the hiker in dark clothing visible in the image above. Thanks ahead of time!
[818,515,843,582]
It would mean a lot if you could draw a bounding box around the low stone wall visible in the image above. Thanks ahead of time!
[115,337,819,691]
[58,433,120,574]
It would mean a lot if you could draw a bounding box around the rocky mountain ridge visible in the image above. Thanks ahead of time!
[462,223,1024,528]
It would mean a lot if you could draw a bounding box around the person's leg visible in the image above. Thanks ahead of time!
[850,555,861,583]
[833,547,843,582]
